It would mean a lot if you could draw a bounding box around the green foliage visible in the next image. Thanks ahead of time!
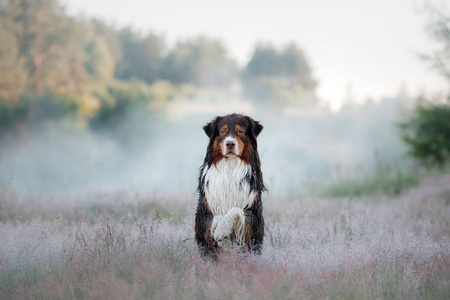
[245,43,315,85]
[0,90,78,132]
[87,80,174,147]
[422,4,450,80]
[161,37,237,86]
[399,102,450,166]
[0,99,28,130]
[23,90,78,121]
[0,0,317,133]
[245,45,279,78]
[0,21,27,101]
[320,159,418,197]
[83,37,115,80]
[89,81,152,130]
[0,0,93,96]
[243,43,316,103]
[114,28,164,84]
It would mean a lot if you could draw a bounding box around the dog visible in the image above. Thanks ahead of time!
[195,113,265,258]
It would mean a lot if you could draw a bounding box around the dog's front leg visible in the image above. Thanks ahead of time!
[195,197,218,257]
[210,215,223,236]
[243,197,264,254]
[213,207,245,245]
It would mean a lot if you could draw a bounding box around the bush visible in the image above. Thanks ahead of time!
[0,90,78,133]
[88,80,158,131]
[0,100,28,131]
[399,101,450,166]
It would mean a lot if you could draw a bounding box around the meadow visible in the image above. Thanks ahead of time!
[1,172,449,299]
[1,1,450,298]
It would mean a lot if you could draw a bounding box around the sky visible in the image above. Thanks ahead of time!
[65,0,448,110]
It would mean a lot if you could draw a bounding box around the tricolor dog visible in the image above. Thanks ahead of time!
[195,113,265,258]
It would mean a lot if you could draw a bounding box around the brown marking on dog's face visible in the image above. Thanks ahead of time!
[235,125,245,135]
[219,124,228,136]
[213,138,224,164]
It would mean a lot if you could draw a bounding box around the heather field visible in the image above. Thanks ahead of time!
[1,175,449,300]
[2,1,450,299]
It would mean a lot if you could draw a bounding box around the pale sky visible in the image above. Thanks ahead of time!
[65,0,448,109]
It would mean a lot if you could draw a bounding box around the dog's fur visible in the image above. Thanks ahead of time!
[195,113,265,258]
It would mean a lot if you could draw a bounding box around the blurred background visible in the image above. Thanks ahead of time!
[0,0,449,199]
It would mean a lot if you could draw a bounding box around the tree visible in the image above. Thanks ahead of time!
[422,3,450,80]
[400,101,450,166]
[114,28,164,84]
[0,0,92,96]
[280,43,316,91]
[244,44,279,78]
[83,19,121,81]
[0,19,27,103]
[161,36,237,87]
[399,4,450,167]
[242,43,316,103]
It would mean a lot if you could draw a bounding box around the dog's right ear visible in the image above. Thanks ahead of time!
[203,117,221,138]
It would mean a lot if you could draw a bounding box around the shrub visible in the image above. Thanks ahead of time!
[399,101,450,167]
[0,90,78,133]
[0,99,28,131]
[88,81,152,130]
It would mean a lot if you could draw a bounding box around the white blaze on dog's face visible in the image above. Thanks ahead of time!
[223,136,239,156]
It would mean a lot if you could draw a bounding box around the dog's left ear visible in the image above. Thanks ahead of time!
[203,122,214,138]
[203,116,221,138]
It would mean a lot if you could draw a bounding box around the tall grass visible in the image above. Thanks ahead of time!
[322,164,417,198]
[1,176,450,299]
[314,155,423,198]
[319,160,450,199]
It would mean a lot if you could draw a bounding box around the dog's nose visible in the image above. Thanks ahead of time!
[226,141,236,149]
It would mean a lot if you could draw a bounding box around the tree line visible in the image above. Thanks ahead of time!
[0,0,316,133]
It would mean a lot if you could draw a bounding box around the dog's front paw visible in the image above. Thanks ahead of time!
[210,215,223,236]
[213,221,232,245]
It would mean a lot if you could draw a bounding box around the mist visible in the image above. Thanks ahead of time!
[0,96,411,200]
[0,0,424,201]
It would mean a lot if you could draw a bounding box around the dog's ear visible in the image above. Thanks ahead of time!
[252,120,263,138]
[245,116,263,139]
[203,117,221,138]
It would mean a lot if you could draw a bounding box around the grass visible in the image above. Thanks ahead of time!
[1,176,450,299]
[320,163,418,198]
[316,157,450,199]
[313,156,450,198]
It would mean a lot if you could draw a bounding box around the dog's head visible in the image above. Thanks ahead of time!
[203,113,263,163]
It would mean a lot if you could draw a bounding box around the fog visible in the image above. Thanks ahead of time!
[0,0,437,202]
[0,97,411,199]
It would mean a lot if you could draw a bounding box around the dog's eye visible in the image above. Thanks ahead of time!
[220,129,226,135]
[237,130,244,135]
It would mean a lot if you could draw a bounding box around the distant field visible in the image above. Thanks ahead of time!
[1,176,449,299]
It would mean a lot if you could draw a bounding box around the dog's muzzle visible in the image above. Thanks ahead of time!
[223,137,238,156]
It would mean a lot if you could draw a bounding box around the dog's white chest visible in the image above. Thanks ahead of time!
[202,157,255,216]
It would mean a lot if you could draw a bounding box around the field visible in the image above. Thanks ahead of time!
[1,0,450,299]
[1,174,449,299]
